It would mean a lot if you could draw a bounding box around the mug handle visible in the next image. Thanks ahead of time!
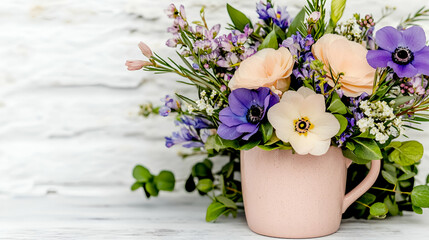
[342,159,381,213]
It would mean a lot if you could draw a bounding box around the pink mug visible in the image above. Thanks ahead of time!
[241,146,381,238]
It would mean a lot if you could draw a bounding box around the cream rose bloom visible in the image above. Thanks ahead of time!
[228,47,294,95]
[312,34,376,97]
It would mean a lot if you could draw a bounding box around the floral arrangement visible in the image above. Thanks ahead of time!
[127,0,429,221]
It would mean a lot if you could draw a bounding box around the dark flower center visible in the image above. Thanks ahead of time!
[247,105,264,124]
[392,47,414,65]
[294,117,312,135]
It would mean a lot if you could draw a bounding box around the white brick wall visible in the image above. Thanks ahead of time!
[1,0,429,196]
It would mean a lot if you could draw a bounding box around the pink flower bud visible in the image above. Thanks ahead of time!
[125,60,152,71]
[308,11,321,22]
[138,42,153,58]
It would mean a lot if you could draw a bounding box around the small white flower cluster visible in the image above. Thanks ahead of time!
[187,90,223,116]
[335,18,363,42]
[356,100,404,144]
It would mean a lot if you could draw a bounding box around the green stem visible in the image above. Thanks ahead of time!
[371,186,411,195]
[356,200,370,209]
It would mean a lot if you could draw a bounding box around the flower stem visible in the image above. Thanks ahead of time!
[371,186,411,195]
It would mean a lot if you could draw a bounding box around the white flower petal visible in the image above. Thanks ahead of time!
[267,102,299,143]
[289,132,316,155]
[310,113,340,140]
[280,90,304,103]
[297,86,317,98]
[309,139,331,156]
[299,94,326,119]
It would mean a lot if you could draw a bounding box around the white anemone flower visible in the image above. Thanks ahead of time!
[267,87,340,156]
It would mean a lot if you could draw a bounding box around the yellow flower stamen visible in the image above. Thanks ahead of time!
[293,117,314,136]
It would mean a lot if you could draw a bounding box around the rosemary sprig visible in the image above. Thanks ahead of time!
[399,6,429,28]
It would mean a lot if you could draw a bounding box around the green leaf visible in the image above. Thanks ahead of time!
[206,202,226,222]
[388,141,423,166]
[353,139,382,160]
[384,196,400,216]
[203,159,213,169]
[413,205,423,214]
[381,170,397,185]
[286,8,306,37]
[154,171,175,191]
[334,114,348,136]
[398,172,417,181]
[185,175,196,192]
[358,193,377,205]
[145,182,159,197]
[411,185,429,208]
[342,149,371,164]
[261,121,274,143]
[133,165,153,183]
[330,0,347,26]
[426,174,429,185]
[221,162,234,179]
[226,4,252,32]
[197,179,213,193]
[215,135,240,150]
[216,196,237,209]
[131,182,142,191]
[273,24,286,40]
[328,92,348,114]
[392,96,415,108]
[258,30,278,50]
[238,140,261,150]
[370,202,388,217]
[204,135,217,151]
[192,163,212,178]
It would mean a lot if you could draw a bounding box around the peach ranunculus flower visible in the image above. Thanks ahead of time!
[312,34,376,97]
[228,47,294,95]
[267,87,340,156]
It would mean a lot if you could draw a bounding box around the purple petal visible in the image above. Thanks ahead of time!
[256,87,270,105]
[219,107,247,127]
[388,62,418,78]
[217,124,242,140]
[401,26,426,52]
[228,90,250,116]
[376,26,402,52]
[366,50,392,68]
[242,127,259,141]
[412,46,429,75]
[268,92,280,107]
[236,123,258,133]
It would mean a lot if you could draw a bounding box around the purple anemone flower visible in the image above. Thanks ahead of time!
[217,87,279,140]
[367,26,429,78]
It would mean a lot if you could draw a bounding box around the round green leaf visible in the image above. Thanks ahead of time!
[334,114,348,136]
[206,202,226,222]
[411,185,429,208]
[192,163,211,178]
[381,170,398,185]
[197,179,213,193]
[144,182,159,197]
[133,165,152,183]
[216,196,237,209]
[130,182,142,191]
[370,202,388,216]
[154,171,175,191]
[412,205,423,214]
[353,139,382,160]
[185,175,196,192]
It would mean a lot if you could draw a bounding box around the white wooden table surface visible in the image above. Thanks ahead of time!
[1,186,428,240]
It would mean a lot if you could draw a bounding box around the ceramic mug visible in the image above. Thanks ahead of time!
[241,146,381,238]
